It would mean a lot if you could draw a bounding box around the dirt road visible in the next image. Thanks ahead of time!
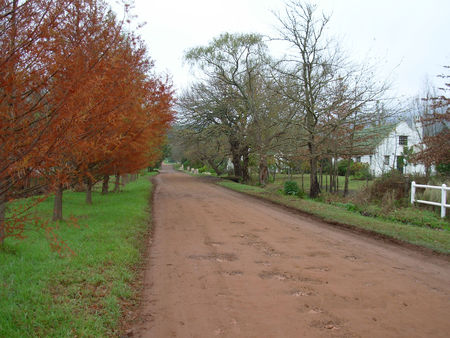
[133,165,450,337]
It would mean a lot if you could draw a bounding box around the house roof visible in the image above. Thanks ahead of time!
[353,123,397,153]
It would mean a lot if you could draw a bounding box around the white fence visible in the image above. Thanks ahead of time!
[411,181,450,218]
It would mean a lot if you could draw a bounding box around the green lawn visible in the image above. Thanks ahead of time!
[0,174,155,337]
[263,173,370,193]
[218,180,450,254]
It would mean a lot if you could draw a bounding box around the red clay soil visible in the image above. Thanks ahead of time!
[132,164,450,338]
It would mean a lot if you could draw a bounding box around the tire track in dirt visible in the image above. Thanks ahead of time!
[133,165,450,338]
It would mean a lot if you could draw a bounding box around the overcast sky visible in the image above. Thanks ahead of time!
[113,0,450,99]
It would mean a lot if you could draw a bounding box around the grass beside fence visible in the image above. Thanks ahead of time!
[263,173,370,194]
[218,180,450,254]
[0,173,155,337]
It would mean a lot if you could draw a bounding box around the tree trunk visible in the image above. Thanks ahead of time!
[320,162,323,189]
[242,150,250,183]
[0,189,6,246]
[114,174,120,193]
[207,159,223,176]
[309,156,320,198]
[344,159,351,197]
[231,150,242,179]
[101,175,109,194]
[52,183,63,221]
[334,158,339,192]
[425,164,431,180]
[259,155,269,186]
[336,172,339,193]
[85,177,93,205]
[307,130,321,197]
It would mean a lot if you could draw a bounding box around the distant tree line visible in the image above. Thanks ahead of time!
[174,1,393,197]
[174,1,449,197]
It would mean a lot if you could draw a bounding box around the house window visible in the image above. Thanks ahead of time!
[399,135,408,146]
[384,155,390,165]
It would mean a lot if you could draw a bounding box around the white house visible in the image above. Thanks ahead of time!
[355,121,429,176]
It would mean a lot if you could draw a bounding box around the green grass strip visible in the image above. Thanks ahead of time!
[218,180,450,254]
[0,174,155,337]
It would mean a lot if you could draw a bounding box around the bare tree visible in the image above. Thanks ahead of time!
[247,74,297,186]
[272,1,389,197]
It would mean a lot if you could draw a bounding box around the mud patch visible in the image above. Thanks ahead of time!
[289,288,316,297]
[188,253,238,262]
[281,236,297,242]
[307,307,324,314]
[237,233,285,257]
[306,251,330,258]
[263,247,284,257]
[310,319,342,330]
[204,240,224,247]
[219,270,243,276]
[234,232,259,240]
[258,270,323,284]
[250,227,268,232]
[304,266,330,272]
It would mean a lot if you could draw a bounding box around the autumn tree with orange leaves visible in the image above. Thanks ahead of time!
[413,67,450,174]
[0,0,174,243]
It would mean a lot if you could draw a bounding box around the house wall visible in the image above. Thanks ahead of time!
[357,122,428,176]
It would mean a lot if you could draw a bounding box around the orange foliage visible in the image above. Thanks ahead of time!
[0,0,174,243]
[414,68,450,168]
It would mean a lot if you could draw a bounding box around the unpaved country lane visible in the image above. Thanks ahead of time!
[134,165,450,338]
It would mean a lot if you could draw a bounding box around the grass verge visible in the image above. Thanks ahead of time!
[218,180,450,254]
[0,173,155,337]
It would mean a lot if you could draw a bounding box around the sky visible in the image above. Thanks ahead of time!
[111,0,450,100]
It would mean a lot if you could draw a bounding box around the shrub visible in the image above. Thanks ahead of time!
[359,204,383,217]
[387,208,449,230]
[351,162,371,180]
[333,202,359,212]
[296,189,306,199]
[284,181,301,196]
[436,163,450,176]
[369,171,411,203]
[337,160,352,176]
[344,202,359,212]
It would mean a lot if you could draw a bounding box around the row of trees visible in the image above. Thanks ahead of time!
[175,1,391,197]
[0,0,174,244]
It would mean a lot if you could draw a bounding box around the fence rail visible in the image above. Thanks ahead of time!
[411,181,450,218]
